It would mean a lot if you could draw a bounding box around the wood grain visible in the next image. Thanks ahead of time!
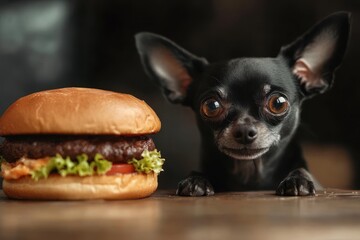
[1,189,360,240]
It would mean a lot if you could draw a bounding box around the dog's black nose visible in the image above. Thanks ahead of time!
[233,125,258,144]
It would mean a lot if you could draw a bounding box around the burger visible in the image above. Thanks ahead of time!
[0,87,165,200]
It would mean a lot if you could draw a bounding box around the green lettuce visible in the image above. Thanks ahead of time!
[30,153,112,181]
[128,149,165,174]
[8,149,164,181]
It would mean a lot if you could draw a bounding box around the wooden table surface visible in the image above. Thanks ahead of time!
[1,189,360,240]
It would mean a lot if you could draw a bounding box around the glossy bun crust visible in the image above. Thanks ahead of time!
[3,173,158,200]
[0,87,161,136]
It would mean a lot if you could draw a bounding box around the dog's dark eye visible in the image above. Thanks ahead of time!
[266,94,289,115]
[201,98,224,118]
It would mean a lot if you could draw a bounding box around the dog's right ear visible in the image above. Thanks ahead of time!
[135,32,208,104]
[280,12,351,98]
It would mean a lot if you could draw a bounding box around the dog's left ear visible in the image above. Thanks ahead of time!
[135,32,208,105]
[280,12,351,97]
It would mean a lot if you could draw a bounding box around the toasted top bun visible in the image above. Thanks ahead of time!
[0,87,161,136]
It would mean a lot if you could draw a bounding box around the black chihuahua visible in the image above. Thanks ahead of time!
[135,12,351,196]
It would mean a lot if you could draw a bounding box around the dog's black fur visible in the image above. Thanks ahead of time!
[135,12,351,196]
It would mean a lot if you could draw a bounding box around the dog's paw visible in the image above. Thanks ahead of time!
[276,175,316,196]
[176,174,214,196]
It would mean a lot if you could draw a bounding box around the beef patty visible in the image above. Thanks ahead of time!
[0,135,155,163]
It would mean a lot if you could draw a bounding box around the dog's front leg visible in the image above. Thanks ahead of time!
[276,168,317,196]
[176,171,215,196]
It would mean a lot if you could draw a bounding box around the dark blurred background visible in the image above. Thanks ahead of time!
[0,0,359,189]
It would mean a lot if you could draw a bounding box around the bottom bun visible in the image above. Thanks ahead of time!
[3,173,158,200]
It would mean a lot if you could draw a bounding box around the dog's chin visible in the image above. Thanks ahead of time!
[221,147,270,160]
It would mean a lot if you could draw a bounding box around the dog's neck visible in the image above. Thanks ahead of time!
[199,138,262,190]
[199,135,296,191]
[231,158,264,186]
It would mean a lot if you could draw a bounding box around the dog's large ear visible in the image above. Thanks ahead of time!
[135,32,208,104]
[280,12,351,97]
